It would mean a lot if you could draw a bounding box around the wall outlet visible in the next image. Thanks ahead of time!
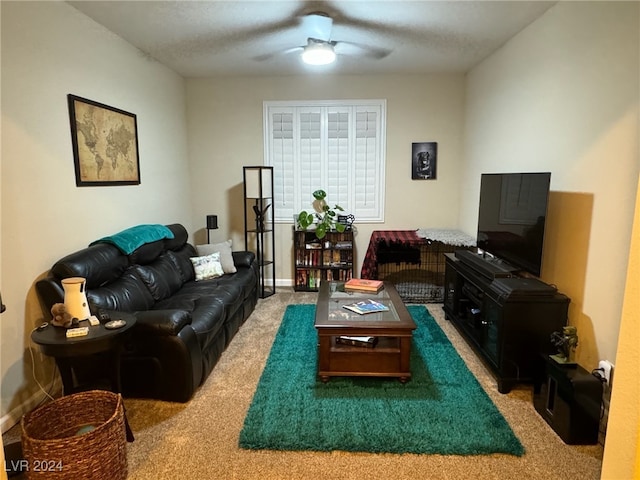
[598,360,614,385]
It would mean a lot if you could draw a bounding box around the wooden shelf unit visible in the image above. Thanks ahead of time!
[293,228,354,292]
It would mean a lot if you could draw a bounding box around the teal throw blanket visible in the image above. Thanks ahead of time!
[90,224,174,254]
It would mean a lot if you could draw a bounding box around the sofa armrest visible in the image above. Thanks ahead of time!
[35,276,65,316]
[134,309,191,336]
[232,251,256,269]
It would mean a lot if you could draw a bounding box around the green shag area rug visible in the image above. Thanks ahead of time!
[239,304,524,456]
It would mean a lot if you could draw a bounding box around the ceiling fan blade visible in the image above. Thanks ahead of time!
[254,46,304,62]
[334,41,392,60]
[301,13,333,42]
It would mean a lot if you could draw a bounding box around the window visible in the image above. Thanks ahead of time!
[264,100,386,223]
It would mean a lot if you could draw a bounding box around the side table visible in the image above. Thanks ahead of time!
[31,312,136,395]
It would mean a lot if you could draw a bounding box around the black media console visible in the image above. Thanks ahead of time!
[443,251,570,393]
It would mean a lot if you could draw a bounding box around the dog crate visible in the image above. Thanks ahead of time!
[361,230,475,303]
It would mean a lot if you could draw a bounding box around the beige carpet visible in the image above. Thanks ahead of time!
[6,290,604,479]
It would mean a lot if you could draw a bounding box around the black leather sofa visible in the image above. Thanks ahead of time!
[35,224,259,402]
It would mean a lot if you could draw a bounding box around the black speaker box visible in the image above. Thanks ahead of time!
[533,356,603,445]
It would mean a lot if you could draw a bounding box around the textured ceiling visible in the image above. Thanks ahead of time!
[68,0,556,77]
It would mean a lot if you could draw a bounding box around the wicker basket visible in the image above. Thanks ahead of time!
[21,390,128,480]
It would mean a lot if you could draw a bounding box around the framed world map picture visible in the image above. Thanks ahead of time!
[68,94,140,186]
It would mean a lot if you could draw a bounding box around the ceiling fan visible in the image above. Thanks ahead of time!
[258,12,391,65]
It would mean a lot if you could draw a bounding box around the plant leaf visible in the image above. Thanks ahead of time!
[316,224,327,239]
[312,190,327,200]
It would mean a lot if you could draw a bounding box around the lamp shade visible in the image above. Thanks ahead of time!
[244,167,273,198]
[206,215,218,230]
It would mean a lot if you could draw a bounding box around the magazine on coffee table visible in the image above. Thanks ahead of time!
[343,299,390,315]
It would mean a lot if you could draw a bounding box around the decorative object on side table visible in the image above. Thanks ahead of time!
[68,94,140,187]
[61,276,91,321]
[243,166,275,298]
[550,325,579,365]
[50,303,79,328]
[297,189,346,239]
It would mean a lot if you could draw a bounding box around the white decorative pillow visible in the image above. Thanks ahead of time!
[190,252,224,281]
[196,239,237,274]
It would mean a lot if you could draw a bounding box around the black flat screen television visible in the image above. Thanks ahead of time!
[476,172,551,277]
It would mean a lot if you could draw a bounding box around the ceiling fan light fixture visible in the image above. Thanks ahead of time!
[301,41,336,66]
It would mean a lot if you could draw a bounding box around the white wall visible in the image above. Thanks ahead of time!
[0,1,192,429]
[462,1,639,368]
[186,74,466,278]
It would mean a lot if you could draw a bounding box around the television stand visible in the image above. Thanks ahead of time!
[443,253,570,393]
[454,249,516,279]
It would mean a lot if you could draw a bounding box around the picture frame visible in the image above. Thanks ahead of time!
[68,94,140,186]
[411,142,437,180]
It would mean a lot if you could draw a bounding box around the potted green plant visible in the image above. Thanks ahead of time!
[297,189,346,239]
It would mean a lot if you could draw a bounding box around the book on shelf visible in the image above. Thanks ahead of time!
[344,278,384,293]
[343,299,389,315]
[335,335,378,348]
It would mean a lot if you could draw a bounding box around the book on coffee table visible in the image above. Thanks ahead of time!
[343,299,389,315]
[344,278,384,293]
[335,335,378,348]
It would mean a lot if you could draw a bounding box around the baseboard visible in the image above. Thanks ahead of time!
[264,279,294,288]
[1,379,62,434]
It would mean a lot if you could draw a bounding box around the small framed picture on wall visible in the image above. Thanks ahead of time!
[411,142,437,180]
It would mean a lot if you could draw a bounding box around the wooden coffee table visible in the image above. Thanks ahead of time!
[315,281,416,382]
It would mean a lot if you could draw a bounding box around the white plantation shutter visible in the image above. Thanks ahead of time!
[327,108,351,210]
[264,100,386,223]
[298,109,322,210]
[353,106,383,220]
[267,108,294,215]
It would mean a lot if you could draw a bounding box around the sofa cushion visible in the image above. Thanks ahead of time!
[128,240,165,266]
[190,252,224,281]
[165,224,189,251]
[86,267,155,312]
[169,246,197,283]
[196,240,237,274]
[177,277,244,312]
[51,243,128,289]
[134,254,184,301]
